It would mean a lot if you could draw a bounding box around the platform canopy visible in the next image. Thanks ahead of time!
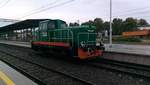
[0,19,48,31]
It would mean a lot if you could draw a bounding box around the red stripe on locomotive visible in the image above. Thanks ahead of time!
[33,42,70,48]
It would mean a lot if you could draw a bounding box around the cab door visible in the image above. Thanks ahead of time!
[47,21,56,42]
[39,21,48,41]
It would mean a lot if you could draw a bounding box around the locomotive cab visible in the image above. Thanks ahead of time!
[38,20,67,41]
[31,19,69,51]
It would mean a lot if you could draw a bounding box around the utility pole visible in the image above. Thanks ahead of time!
[109,0,112,47]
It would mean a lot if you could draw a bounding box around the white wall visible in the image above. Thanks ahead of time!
[138,26,150,30]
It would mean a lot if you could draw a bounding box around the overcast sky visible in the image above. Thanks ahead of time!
[0,0,150,23]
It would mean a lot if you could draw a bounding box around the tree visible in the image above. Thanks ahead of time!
[69,22,79,26]
[81,17,149,35]
[103,21,109,31]
[138,19,149,26]
[122,17,138,32]
[81,20,94,26]
[112,18,123,35]
[82,18,104,32]
[93,18,104,31]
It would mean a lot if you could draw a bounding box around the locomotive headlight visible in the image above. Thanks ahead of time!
[80,41,86,47]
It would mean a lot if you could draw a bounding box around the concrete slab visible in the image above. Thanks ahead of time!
[0,61,37,85]
[102,44,150,65]
[0,40,31,48]
[105,44,150,56]
[0,79,5,85]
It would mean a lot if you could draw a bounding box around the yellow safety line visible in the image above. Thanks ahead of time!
[0,71,15,85]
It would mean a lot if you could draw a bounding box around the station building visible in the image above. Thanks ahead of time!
[0,19,48,42]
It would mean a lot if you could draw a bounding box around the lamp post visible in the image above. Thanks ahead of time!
[109,0,112,47]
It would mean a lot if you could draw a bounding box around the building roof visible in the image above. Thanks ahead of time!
[122,30,150,36]
[0,19,48,31]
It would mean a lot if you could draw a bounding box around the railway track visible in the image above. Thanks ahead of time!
[0,49,94,85]
[88,58,150,79]
[0,44,150,85]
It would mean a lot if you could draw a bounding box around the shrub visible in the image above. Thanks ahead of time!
[113,36,141,42]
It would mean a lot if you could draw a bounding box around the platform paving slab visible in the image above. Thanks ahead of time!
[0,40,30,47]
[0,61,37,85]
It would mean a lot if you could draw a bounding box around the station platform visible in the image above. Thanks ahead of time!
[102,44,150,65]
[0,61,37,85]
[0,40,31,48]
[0,40,150,56]
[105,44,150,56]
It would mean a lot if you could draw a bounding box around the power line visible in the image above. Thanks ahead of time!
[0,0,10,8]
[97,6,150,20]
[7,0,60,20]
[113,9,150,17]
[113,6,150,15]
[16,0,74,19]
[20,0,61,16]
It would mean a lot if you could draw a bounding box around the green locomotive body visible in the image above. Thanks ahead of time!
[32,19,104,59]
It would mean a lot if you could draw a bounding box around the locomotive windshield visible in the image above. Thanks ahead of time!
[60,22,67,29]
[48,21,55,29]
[48,20,67,29]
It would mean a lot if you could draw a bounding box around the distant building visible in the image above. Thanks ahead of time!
[0,18,19,27]
[122,26,150,38]
[138,25,150,30]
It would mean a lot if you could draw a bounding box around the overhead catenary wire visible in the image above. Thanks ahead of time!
[18,0,61,17]
[0,0,10,8]
[97,6,150,20]
[98,4,150,19]
[113,6,150,15]
[16,0,75,20]
[113,9,150,17]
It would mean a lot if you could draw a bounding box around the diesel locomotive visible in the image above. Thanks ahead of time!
[31,19,104,59]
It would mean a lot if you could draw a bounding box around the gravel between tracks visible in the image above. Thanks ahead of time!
[0,44,150,85]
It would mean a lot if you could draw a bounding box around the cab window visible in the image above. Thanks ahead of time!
[61,23,67,29]
[39,22,47,31]
[42,23,47,31]
[48,21,55,29]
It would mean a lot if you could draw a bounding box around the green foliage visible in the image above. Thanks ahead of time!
[138,19,149,26]
[113,36,141,42]
[69,22,79,26]
[81,17,149,35]
[82,20,94,26]
[103,21,109,31]
[82,18,105,31]
[112,18,123,35]
[93,18,104,31]
[122,18,138,32]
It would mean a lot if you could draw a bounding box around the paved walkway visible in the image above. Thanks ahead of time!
[0,40,30,47]
[105,44,150,56]
[0,61,37,85]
